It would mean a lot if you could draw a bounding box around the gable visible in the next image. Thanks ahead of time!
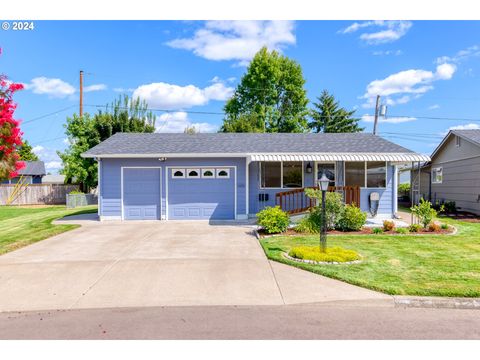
[431,132,480,164]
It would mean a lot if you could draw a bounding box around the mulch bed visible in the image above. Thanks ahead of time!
[257,226,455,237]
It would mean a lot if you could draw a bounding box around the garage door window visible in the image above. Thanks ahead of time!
[216,169,230,179]
[172,169,185,178]
[202,169,215,178]
[187,169,200,178]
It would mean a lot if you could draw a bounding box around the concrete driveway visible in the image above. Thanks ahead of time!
[0,217,390,312]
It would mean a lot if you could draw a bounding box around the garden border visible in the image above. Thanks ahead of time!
[282,252,362,265]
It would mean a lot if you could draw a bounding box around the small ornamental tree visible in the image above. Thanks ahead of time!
[0,56,25,181]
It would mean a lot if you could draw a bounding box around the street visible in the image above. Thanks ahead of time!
[1,304,479,339]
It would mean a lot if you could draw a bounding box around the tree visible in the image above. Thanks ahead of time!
[18,139,39,161]
[221,47,309,133]
[184,125,198,134]
[309,90,363,133]
[58,95,156,190]
[0,69,25,181]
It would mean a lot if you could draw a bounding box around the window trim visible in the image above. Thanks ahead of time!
[216,168,230,179]
[186,168,201,179]
[172,169,185,179]
[432,167,443,184]
[343,161,388,189]
[201,168,215,178]
[259,161,304,189]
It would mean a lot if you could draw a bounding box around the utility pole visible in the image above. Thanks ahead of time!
[79,70,84,117]
[373,94,380,135]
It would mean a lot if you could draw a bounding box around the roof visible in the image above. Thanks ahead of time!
[429,129,480,161]
[18,161,46,176]
[42,174,66,184]
[82,132,430,162]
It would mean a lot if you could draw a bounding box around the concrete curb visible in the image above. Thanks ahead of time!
[394,296,480,310]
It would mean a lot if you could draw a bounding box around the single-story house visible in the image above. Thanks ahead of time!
[1,161,46,184]
[82,133,429,221]
[412,129,480,215]
[41,174,66,184]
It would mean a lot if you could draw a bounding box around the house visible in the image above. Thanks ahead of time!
[42,174,66,184]
[82,133,429,221]
[1,161,46,184]
[412,129,480,215]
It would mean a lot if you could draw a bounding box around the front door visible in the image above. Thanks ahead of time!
[316,163,336,187]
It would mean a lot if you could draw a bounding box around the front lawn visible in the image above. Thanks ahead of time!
[260,217,480,297]
[0,205,97,255]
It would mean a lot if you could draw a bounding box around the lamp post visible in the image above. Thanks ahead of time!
[318,174,330,253]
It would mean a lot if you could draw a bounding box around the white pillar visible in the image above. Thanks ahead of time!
[393,164,398,216]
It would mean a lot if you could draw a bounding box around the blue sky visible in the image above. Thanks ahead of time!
[1,20,480,172]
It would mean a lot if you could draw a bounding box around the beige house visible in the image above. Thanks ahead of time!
[415,129,480,214]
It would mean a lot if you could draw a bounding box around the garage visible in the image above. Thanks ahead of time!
[122,167,161,220]
[167,167,235,220]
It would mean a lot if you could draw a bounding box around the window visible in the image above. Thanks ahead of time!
[367,161,386,188]
[187,169,200,178]
[345,162,365,187]
[202,169,215,178]
[260,162,281,188]
[282,162,303,188]
[216,168,230,179]
[456,136,461,147]
[316,163,335,187]
[432,167,443,184]
[172,169,185,178]
[260,161,303,188]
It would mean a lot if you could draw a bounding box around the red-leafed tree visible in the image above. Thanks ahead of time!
[0,52,25,181]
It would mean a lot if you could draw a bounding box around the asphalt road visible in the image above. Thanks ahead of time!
[1,304,479,339]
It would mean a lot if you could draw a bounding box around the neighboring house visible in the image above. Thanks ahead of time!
[413,129,480,215]
[42,174,66,184]
[1,161,46,184]
[82,133,428,221]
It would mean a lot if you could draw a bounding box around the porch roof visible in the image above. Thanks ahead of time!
[249,153,430,162]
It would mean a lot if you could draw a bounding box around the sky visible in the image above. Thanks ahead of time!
[1,20,480,173]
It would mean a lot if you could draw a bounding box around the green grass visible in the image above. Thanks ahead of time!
[260,216,480,297]
[0,205,97,255]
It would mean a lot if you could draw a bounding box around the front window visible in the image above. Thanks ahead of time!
[345,162,365,187]
[316,163,335,187]
[260,161,303,188]
[367,161,386,188]
[432,167,443,184]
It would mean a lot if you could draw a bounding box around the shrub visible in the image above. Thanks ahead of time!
[398,183,411,197]
[288,246,360,263]
[396,227,408,234]
[372,227,383,234]
[383,220,395,232]
[411,198,442,228]
[304,189,344,230]
[256,206,290,234]
[428,222,441,232]
[294,210,321,234]
[69,190,84,194]
[336,204,367,231]
[443,201,457,213]
[409,223,422,232]
[441,223,449,230]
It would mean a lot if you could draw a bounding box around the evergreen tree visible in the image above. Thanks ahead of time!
[17,140,39,161]
[309,90,363,133]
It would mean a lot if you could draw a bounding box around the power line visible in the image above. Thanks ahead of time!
[84,104,225,116]
[22,105,77,125]
[31,136,66,145]
[384,114,480,122]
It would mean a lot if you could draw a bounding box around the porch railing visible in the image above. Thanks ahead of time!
[275,186,361,214]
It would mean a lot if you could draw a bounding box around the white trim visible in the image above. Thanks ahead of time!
[245,158,250,216]
[259,160,304,190]
[393,164,398,215]
[166,165,237,220]
[121,166,162,221]
[98,159,102,217]
[100,215,122,221]
[84,152,431,162]
[432,167,443,184]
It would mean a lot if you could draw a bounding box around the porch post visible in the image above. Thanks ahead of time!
[393,163,398,216]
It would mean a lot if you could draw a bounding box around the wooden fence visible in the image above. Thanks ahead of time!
[275,186,361,214]
[0,184,80,205]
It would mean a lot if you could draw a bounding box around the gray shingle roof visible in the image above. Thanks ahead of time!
[452,129,480,146]
[82,132,417,157]
[18,161,46,176]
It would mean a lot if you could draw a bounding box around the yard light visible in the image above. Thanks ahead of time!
[318,173,329,253]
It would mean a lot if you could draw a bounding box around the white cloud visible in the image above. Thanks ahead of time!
[361,63,457,108]
[428,104,440,110]
[84,84,107,92]
[32,145,45,154]
[155,111,217,133]
[436,45,480,64]
[45,161,62,171]
[339,21,412,45]
[372,50,403,56]
[113,87,135,93]
[166,21,296,64]
[445,123,480,134]
[132,81,233,109]
[30,145,63,173]
[361,114,416,124]
[24,77,75,98]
